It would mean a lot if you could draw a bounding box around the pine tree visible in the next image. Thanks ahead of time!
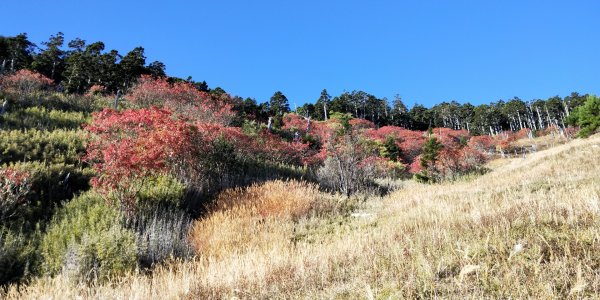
[382,136,401,162]
[417,128,443,182]
[568,94,600,138]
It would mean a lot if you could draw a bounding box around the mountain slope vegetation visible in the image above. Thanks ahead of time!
[5,134,600,299]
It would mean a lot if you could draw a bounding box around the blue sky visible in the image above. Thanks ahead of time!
[1,1,599,107]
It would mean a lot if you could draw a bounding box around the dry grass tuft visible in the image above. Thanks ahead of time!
[189,180,330,257]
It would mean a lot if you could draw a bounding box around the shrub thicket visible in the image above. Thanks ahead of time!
[0,70,54,103]
[0,129,87,165]
[0,227,40,285]
[40,192,137,282]
[0,107,88,130]
[136,174,186,211]
[6,162,93,226]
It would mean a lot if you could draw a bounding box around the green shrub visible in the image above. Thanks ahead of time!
[0,107,88,130]
[0,227,40,285]
[0,129,87,165]
[413,171,432,183]
[37,93,103,113]
[40,192,137,281]
[136,174,186,211]
[568,94,600,138]
[6,162,93,226]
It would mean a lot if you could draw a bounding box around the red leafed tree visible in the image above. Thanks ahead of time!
[127,75,235,125]
[86,84,106,96]
[435,146,487,179]
[282,114,311,134]
[349,118,376,130]
[281,114,335,166]
[85,107,196,214]
[252,131,311,166]
[0,69,54,101]
[366,126,427,167]
[408,156,423,174]
[85,107,318,212]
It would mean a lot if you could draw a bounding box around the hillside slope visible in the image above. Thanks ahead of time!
[6,135,600,299]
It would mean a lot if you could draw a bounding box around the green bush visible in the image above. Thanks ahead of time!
[40,192,137,281]
[0,129,87,165]
[0,227,40,285]
[136,174,186,211]
[0,107,88,130]
[36,93,103,113]
[568,94,600,138]
[6,162,93,226]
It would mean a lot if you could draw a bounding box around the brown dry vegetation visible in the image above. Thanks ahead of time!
[4,134,600,299]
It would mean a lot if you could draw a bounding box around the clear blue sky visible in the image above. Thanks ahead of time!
[2,1,599,107]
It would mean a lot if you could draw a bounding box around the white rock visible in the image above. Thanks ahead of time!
[509,243,524,259]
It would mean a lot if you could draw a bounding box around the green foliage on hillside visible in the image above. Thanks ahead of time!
[0,129,87,165]
[40,192,137,281]
[0,227,40,285]
[0,31,592,290]
[6,162,93,226]
[568,94,600,138]
[0,107,88,130]
[135,174,186,211]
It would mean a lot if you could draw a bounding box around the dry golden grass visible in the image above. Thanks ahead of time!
[511,130,573,152]
[189,180,337,258]
[4,134,600,299]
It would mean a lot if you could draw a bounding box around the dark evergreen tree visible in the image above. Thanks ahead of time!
[382,136,401,162]
[408,104,432,130]
[314,89,331,120]
[269,91,290,116]
[31,32,65,81]
[567,95,600,137]
[0,33,35,74]
[119,46,146,90]
[146,61,166,78]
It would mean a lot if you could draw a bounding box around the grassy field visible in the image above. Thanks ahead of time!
[5,134,600,299]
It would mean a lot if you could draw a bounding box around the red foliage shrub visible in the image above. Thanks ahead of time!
[363,126,427,166]
[514,128,532,140]
[85,107,196,213]
[253,131,311,166]
[0,70,54,101]
[432,128,470,148]
[349,118,376,130]
[408,156,423,174]
[396,131,426,165]
[435,145,487,179]
[282,114,311,134]
[86,84,106,96]
[493,131,516,153]
[127,75,234,125]
[86,108,322,213]
[468,135,496,153]
[364,126,405,141]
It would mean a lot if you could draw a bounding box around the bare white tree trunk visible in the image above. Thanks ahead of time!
[267,117,273,132]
